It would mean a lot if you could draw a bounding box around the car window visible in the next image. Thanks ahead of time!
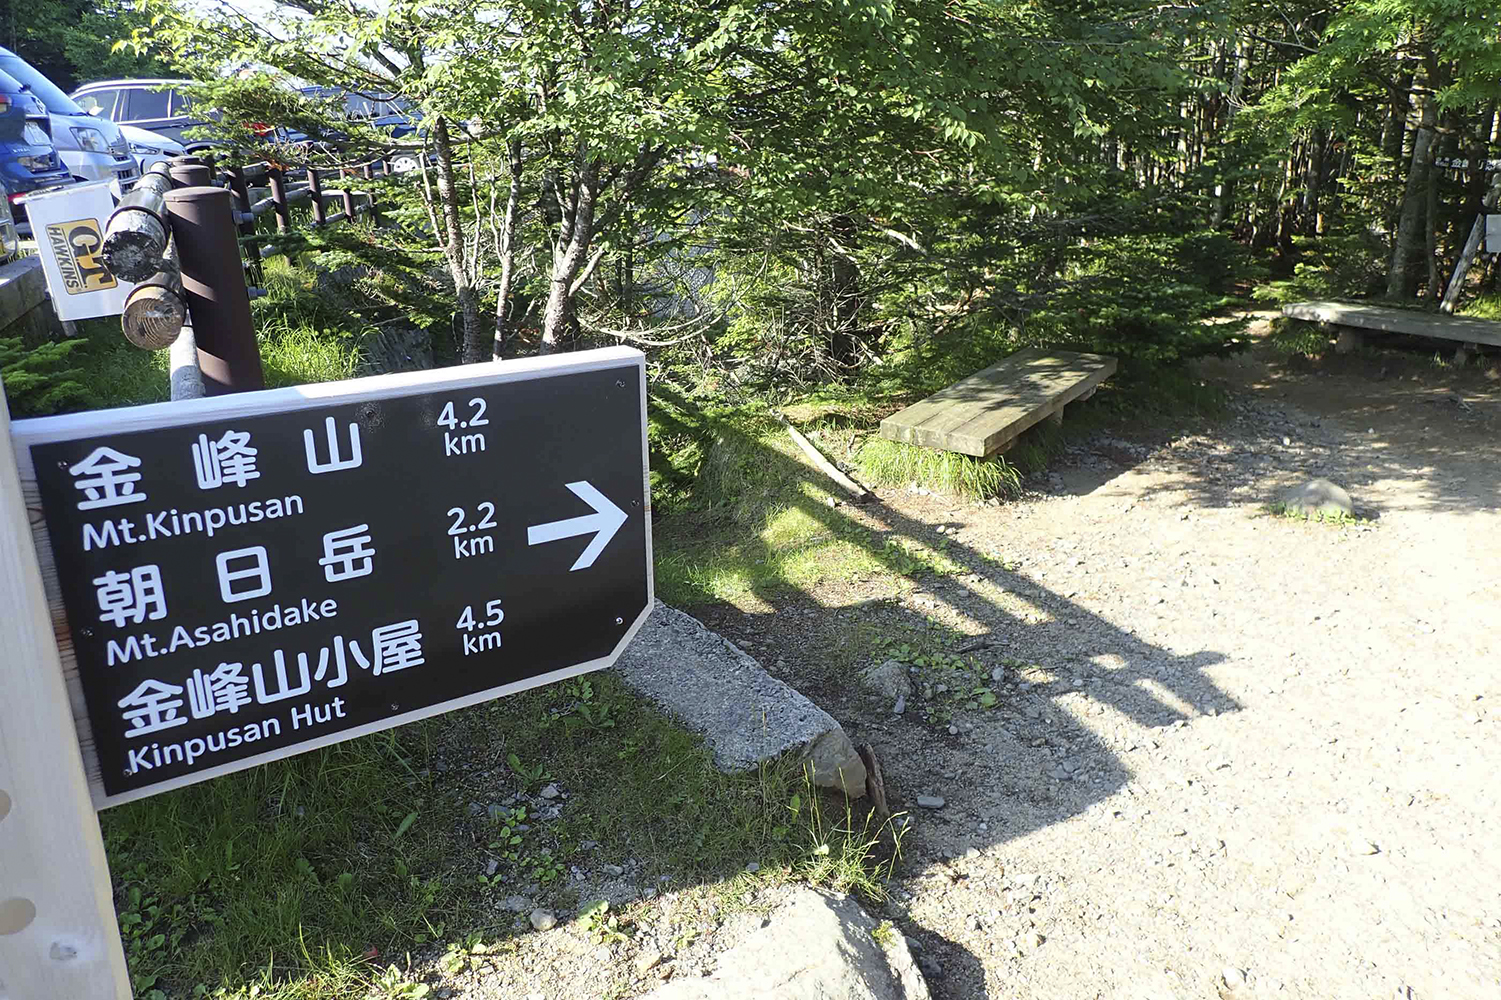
[368,98,407,118]
[342,93,409,119]
[169,90,193,117]
[75,89,119,120]
[0,54,84,115]
[125,88,171,121]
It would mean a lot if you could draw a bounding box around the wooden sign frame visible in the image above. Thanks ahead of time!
[1,387,131,999]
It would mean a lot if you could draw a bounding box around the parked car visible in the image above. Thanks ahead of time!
[295,86,422,171]
[298,87,418,139]
[118,124,185,171]
[0,48,137,187]
[0,181,20,261]
[71,78,216,152]
[0,66,74,229]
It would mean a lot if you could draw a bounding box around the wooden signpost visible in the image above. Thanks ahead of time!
[0,346,653,998]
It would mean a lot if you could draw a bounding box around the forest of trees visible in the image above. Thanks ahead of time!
[62,0,1501,375]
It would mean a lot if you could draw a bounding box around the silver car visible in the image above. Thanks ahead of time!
[0,47,137,186]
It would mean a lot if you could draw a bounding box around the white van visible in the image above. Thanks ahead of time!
[0,47,138,186]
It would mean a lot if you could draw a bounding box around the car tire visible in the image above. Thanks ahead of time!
[389,153,421,174]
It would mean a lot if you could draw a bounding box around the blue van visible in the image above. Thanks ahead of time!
[0,65,73,227]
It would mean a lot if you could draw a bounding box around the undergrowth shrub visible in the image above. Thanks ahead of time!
[1265,316,1333,357]
[0,335,91,415]
[1021,231,1257,362]
[1251,225,1388,305]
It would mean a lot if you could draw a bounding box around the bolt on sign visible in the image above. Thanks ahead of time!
[11,347,652,807]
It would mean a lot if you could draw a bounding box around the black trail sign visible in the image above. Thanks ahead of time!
[14,347,652,805]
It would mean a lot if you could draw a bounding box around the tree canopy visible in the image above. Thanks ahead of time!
[89,0,1501,368]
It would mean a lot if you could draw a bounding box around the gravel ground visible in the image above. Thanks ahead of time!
[826,340,1501,1000]
[446,335,1501,999]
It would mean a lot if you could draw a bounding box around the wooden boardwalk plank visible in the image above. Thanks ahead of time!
[1282,301,1501,348]
[879,348,1117,457]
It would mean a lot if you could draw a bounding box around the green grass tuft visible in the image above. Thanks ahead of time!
[256,320,364,387]
[1458,294,1501,322]
[1263,501,1367,526]
[856,437,1022,500]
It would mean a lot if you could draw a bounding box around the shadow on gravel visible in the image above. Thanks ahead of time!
[1161,346,1501,518]
[667,425,1239,864]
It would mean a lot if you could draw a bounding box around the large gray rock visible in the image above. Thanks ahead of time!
[1279,478,1354,517]
[614,603,867,797]
[638,887,929,1000]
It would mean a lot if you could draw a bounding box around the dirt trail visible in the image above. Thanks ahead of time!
[825,335,1501,999]
[450,332,1499,1000]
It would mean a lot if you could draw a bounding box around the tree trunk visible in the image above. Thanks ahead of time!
[1387,66,1438,299]
[540,156,601,354]
[827,214,862,365]
[432,116,485,363]
[1440,171,1501,313]
[617,211,635,316]
[1210,38,1248,229]
[492,140,523,360]
[1301,129,1325,236]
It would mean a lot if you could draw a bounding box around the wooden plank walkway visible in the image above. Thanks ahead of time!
[1282,301,1501,349]
[879,348,1117,458]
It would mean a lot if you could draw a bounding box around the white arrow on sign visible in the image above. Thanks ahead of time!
[527,480,629,571]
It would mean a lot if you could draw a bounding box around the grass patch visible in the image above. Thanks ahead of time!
[106,672,903,999]
[1458,294,1501,321]
[650,415,974,606]
[857,438,1022,500]
[655,504,895,606]
[55,318,174,410]
[256,319,364,387]
[1263,501,1366,526]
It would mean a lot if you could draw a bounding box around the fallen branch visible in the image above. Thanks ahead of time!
[777,414,873,503]
[856,744,890,818]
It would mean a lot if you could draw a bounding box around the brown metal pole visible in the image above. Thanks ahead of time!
[340,171,356,223]
[267,167,291,233]
[165,186,264,394]
[307,168,326,225]
[226,166,263,286]
[169,159,212,187]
